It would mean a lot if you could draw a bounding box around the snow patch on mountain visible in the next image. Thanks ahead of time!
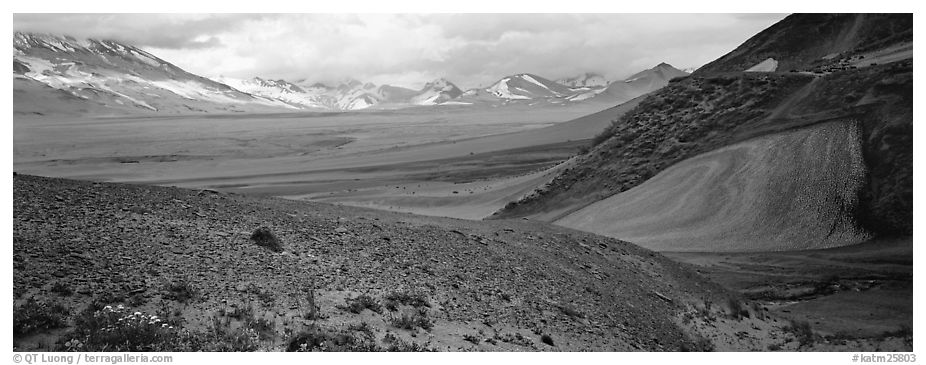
[487,78,531,100]
[520,74,552,92]
[745,58,778,72]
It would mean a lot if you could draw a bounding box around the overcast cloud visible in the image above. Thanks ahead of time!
[13,13,787,89]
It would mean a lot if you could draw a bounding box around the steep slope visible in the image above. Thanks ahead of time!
[694,13,912,74]
[494,61,911,249]
[493,72,814,221]
[13,32,293,115]
[14,174,764,351]
[557,121,870,252]
[492,14,911,251]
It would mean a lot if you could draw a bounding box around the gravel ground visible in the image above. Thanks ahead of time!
[14,174,770,351]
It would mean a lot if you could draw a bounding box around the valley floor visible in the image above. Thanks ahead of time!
[13,101,631,221]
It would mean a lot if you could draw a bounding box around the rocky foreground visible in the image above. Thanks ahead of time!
[15,174,822,351]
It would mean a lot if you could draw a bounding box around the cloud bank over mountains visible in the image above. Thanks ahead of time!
[13,13,786,89]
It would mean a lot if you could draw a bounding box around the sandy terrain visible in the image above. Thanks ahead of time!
[556,121,870,252]
[288,155,573,220]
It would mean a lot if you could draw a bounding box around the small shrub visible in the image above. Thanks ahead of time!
[347,322,375,341]
[67,304,179,351]
[50,282,73,296]
[203,306,275,351]
[463,334,481,345]
[494,332,534,347]
[287,325,379,352]
[727,298,749,320]
[382,332,432,352]
[540,334,555,347]
[768,343,782,351]
[251,227,283,253]
[303,286,321,320]
[94,291,126,306]
[785,319,814,347]
[227,302,255,321]
[383,291,430,311]
[750,302,766,320]
[559,304,585,319]
[203,315,260,352]
[163,278,198,304]
[390,308,433,331]
[339,294,382,314]
[13,298,69,336]
[697,300,715,321]
[591,125,617,146]
[695,336,715,352]
[255,289,275,307]
[250,317,276,341]
[287,330,327,352]
[127,293,147,307]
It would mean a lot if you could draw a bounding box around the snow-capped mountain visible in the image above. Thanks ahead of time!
[376,85,419,104]
[215,76,465,110]
[13,32,294,115]
[213,76,330,109]
[13,32,687,115]
[410,78,464,105]
[484,73,574,100]
[557,72,608,88]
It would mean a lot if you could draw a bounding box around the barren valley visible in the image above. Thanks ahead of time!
[12,13,913,353]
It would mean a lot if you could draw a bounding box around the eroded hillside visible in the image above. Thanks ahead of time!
[493,62,912,246]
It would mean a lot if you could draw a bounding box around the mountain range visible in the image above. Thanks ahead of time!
[13,32,689,115]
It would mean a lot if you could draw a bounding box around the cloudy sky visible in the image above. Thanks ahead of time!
[14,13,787,89]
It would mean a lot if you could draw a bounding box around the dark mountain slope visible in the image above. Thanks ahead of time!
[695,13,912,74]
[493,62,911,239]
[492,14,912,250]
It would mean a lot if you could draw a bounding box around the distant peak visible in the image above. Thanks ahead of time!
[653,62,680,70]
[424,78,456,88]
